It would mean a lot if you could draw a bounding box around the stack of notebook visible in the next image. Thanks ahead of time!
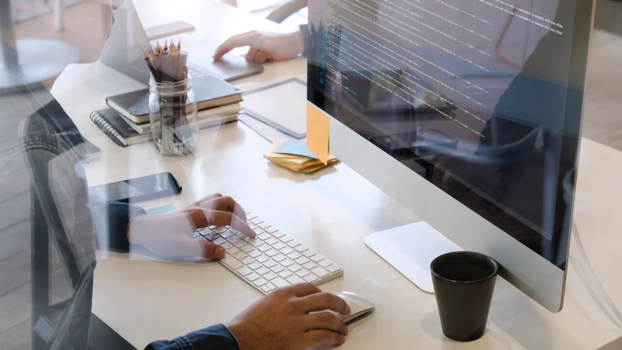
[91,75,242,147]
[264,140,338,173]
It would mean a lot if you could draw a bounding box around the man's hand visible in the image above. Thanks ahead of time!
[213,31,304,64]
[127,193,255,260]
[227,283,352,350]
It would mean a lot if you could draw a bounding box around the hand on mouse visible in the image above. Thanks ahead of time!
[227,283,352,350]
[213,30,304,64]
[127,193,255,260]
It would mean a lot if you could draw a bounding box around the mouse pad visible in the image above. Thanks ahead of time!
[242,78,307,139]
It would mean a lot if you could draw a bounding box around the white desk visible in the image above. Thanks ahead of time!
[51,1,622,349]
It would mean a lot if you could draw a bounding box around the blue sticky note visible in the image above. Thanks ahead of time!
[273,140,318,159]
[146,204,177,216]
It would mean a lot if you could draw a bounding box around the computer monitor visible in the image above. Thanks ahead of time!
[307,0,594,312]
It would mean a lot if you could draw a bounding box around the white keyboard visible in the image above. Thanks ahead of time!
[194,212,344,295]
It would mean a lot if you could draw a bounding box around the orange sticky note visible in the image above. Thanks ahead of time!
[306,102,330,165]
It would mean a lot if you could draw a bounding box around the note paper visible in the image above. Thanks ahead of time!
[273,140,318,159]
[306,102,330,165]
[146,204,177,216]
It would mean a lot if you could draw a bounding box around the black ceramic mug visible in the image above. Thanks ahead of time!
[430,251,498,342]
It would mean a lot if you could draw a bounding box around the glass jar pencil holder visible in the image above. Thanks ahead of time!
[148,75,199,156]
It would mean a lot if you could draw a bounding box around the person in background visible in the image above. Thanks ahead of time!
[0,0,350,349]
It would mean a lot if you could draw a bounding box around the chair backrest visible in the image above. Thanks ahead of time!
[266,0,307,23]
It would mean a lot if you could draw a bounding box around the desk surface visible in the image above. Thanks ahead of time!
[51,1,622,349]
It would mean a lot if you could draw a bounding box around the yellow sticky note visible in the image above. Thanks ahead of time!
[306,102,330,165]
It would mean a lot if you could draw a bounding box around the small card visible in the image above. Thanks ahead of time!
[273,140,318,159]
[146,204,177,216]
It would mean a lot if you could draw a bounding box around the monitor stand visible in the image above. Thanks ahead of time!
[364,221,462,293]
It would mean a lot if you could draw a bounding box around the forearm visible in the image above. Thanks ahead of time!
[145,324,239,350]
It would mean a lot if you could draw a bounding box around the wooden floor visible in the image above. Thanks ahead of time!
[1,1,621,349]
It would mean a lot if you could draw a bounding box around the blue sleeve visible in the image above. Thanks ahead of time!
[145,324,239,350]
[90,195,146,253]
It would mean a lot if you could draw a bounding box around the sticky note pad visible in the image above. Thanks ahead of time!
[306,102,330,165]
[273,140,318,159]
[146,204,177,216]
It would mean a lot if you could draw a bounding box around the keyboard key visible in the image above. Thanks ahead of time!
[248,250,262,258]
[201,231,220,241]
[281,259,294,267]
[280,236,293,243]
[227,236,242,244]
[265,249,279,257]
[236,266,253,276]
[246,273,260,282]
[295,244,309,253]
[287,252,302,260]
[311,267,329,278]
[248,239,262,247]
[311,254,325,263]
[234,241,248,248]
[265,237,279,245]
[256,255,269,263]
[250,218,263,224]
[258,222,271,229]
[264,272,278,281]
[327,265,342,273]
[303,250,316,258]
[226,247,241,255]
[213,227,227,234]
[286,275,305,285]
[241,257,255,265]
[271,264,285,273]
[241,245,255,253]
[319,260,333,268]
[261,284,275,293]
[263,259,277,268]
[246,215,257,222]
[272,242,286,250]
[220,256,243,270]
[280,247,294,255]
[303,262,317,270]
[248,262,263,270]
[271,277,290,288]
[295,257,309,265]
[272,254,287,262]
[257,245,271,252]
[233,252,248,260]
[254,277,268,287]
[258,233,271,240]
[267,227,281,235]
[213,238,226,245]
[304,274,318,283]
[221,242,233,250]
[279,270,293,279]
[255,266,270,275]
[288,264,302,272]
[220,230,234,239]
[287,239,300,248]
[296,269,310,277]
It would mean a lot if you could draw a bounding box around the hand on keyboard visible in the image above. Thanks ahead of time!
[227,283,351,350]
[128,193,255,260]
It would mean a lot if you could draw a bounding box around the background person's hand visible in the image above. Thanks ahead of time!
[127,193,255,260]
[213,31,304,64]
[227,283,352,350]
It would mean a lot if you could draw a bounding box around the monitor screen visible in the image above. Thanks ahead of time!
[307,0,587,269]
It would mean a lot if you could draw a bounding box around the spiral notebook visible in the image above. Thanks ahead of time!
[90,108,150,147]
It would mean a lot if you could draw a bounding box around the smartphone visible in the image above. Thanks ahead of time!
[88,172,182,203]
[84,138,103,159]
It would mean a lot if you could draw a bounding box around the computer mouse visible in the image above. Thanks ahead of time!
[335,291,376,324]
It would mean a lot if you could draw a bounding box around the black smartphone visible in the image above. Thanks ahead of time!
[88,172,182,203]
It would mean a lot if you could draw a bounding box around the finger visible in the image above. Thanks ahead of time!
[303,330,346,348]
[245,47,261,63]
[187,209,256,238]
[298,292,351,315]
[191,193,222,207]
[199,241,226,260]
[305,312,348,336]
[213,31,259,59]
[280,282,322,297]
[194,196,247,223]
[253,50,271,64]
